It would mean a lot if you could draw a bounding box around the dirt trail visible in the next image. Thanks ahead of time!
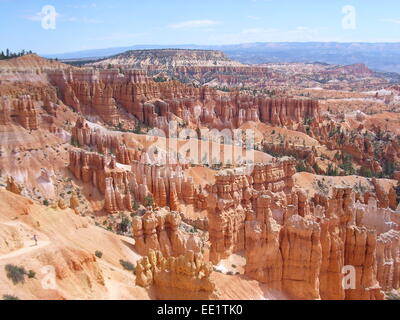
[0,240,50,262]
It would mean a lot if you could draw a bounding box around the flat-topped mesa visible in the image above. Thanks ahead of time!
[135,250,216,300]
[90,49,277,87]
[93,49,243,69]
[0,95,39,130]
[132,209,201,257]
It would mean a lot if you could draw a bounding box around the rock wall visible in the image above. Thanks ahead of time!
[71,117,142,164]
[135,250,216,300]
[68,150,133,212]
[132,209,200,257]
[206,159,297,263]
[48,69,148,125]
[49,69,320,131]
[0,96,39,130]
[204,158,399,299]
[68,147,198,213]
[376,230,400,291]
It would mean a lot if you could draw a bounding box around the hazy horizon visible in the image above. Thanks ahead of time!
[1,0,400,54]
[43,41,400,57]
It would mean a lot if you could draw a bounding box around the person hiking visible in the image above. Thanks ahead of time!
[32,234,38,246]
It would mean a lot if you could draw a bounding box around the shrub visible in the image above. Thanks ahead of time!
[43,199,50,206]
[118,214,131,233]
[95,251,103,259]
[144,196,154,208]
[27,270,36,279]
[5,265,27,285]
[120,260,136,274]
[132,200,139,211]
[358,167,374,178]
[232,264,237,269]
[326,163,339,176]
[3,295,19,300]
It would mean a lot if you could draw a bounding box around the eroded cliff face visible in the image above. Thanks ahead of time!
[2,55,399,301]
[206,159,297,263]
[308,119,400,177]
[377,230,400,291]
[204,159,399,300]
[67,127,398,300]
[135,250,216,300]
[0,96,39,130]
[49,69,320,131]
[71,117,142,164]
[132,209,202,257]
[68,149,134,213]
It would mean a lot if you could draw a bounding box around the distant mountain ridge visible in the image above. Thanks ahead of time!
[45,42,400,73]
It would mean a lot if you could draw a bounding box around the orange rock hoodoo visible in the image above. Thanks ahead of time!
[0,96,39,130]
[50,69,320,130]
[68,147,198,213]
[135,250,216,300]
[205,159,399,300]
[132,209,201,257]
[71,117,141,164]
[68,149,134,213]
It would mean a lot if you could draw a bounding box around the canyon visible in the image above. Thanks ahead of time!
[0,52,399,301]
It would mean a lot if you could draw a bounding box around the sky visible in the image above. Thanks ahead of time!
[0,0,400,54]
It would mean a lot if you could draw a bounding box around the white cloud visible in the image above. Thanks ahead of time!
[24,11,101,24]
[381,18,400,24]
[247,16,261,20]
[68,3,97,9]
[168,20,221,29]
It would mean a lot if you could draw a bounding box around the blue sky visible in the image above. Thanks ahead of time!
[0,0,400,54]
